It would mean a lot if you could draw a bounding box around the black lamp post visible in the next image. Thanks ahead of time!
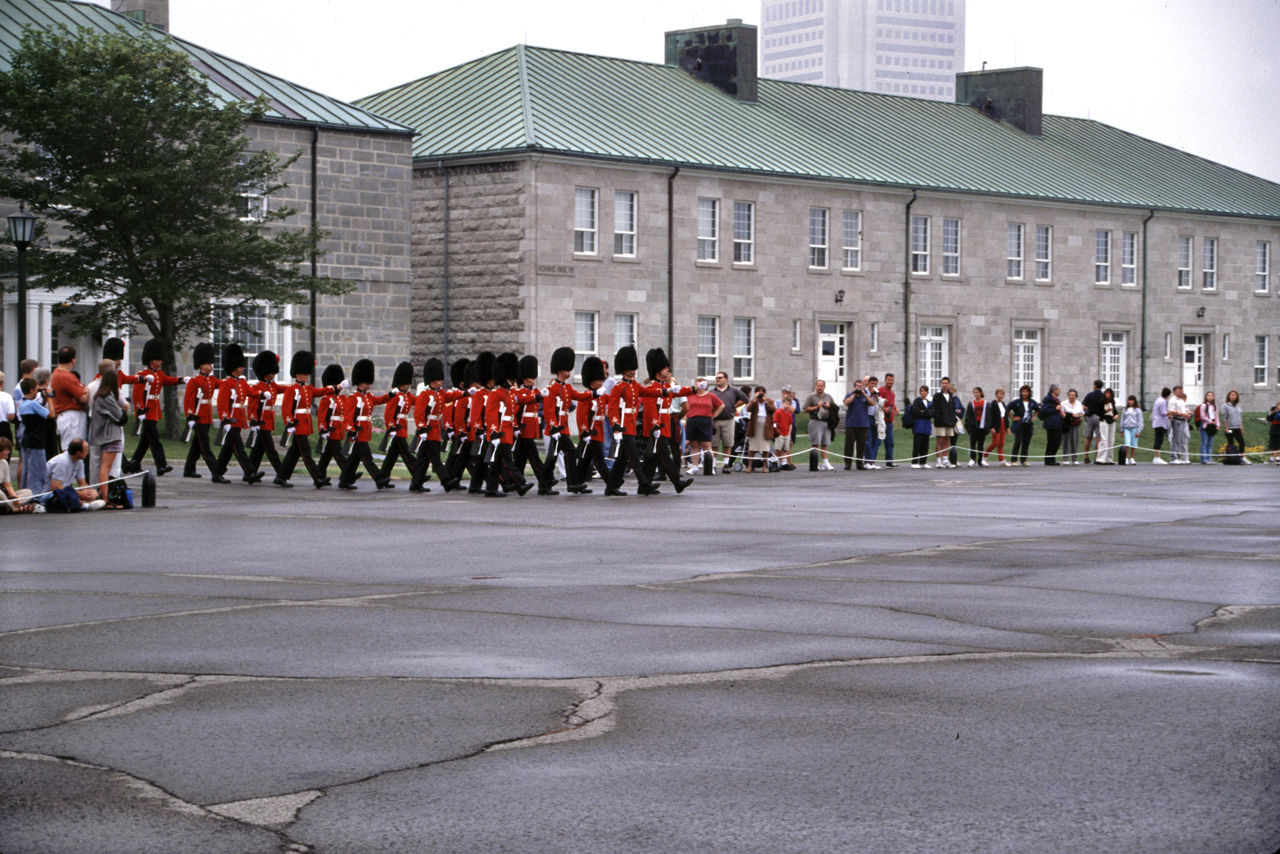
[6,203,36,366]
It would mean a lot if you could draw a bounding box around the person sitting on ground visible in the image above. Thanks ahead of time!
[42,439,106,511]
[0,437,37,514]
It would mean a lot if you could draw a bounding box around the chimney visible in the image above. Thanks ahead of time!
[955,67,1043,136]
[665,19,758,103]
[111,0,169,32]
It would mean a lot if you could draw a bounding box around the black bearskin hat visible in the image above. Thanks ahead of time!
[252,350,279,380]
[352,358,376,387]
[463,360,478,387]
[614,345,638,375]
[518,355,538,382]
[103,337,126,362]
[141,338,165,365]
[320,364,344,388]
[549,346,575,374]
[581,356,606,387]
[223,343,246,373]
[645,347,670,380]
[451,358,470,389]
[474,351,496,386]
[392,360,414,388]
[493,352,519,388]
[290,350,315,379]
[192,342,215,368]
[423,358,445,385]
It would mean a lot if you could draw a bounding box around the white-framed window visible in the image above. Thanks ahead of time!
[918,325,949,394]
[613,190,636,257]
[1256,241,1270,294]
[1178,237,1193,289]
[733,201,754,264]
[809,207,829,269]
[942,217,960,276]
[697,316,719,378]
[1006,223,1024,280]
[697,198,719,262]
[574,188,598,254]
[1095,230,1111,284]
[1164,332,1172,361]
[1013,327,1040,399]
[733,317,755,380]
[1035,225,1052,281]
[1203,237,1217,291]
[574,310,598,374]
[1101,331,1127,401]
[911,215,930,274]
[236,156,267,223]
[870,321,879,352]
[1222,333,1230,362]
[1121,232,1137,286]
[842,210,863,271]
[1256,335,1269,386]
[615,312,637,351]
[792,319,802,352]
[210,302,287,373]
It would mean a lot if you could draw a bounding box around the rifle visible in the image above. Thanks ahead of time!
[248,386,269,448]
[214,385,238,447]
[413,391,437,454]
[379,392,403,453]
[482,394,508,464]
[343,396,364,457]
[183,383,204,443]
[134,374,156,436]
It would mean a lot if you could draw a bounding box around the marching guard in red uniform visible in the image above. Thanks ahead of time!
[640,348,695,493]
[378,361,418,482]
[245,351,286,484]
[338,359,394,490]
[605,346,670,496]
[214,344,260,484]
[542,346,594,495]
[481,352,535,497]
[314,364,351,481]
[126,338,181,476]
[442,358,473,483]
[575,356,611,484]
[466,351,497,494]
[409,358,463,493]
[182,342,222,479]
[277,350,339,488]
[512,354,557,495]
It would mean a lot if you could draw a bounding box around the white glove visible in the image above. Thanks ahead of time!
[263,392,273,404]
[143,375,155,385]
[339,380,351,390]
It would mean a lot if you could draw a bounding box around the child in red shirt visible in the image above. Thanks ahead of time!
[773,401,795,469]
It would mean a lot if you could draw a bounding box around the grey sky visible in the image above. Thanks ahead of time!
[89,0,1280,183]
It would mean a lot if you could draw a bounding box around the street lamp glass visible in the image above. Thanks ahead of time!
[6,205,36,246]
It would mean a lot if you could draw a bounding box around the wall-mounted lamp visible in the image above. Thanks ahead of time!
[1196,306,1206,319]
[835,289,845,305]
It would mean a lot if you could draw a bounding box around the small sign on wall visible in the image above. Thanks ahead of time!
[537,264,574,277]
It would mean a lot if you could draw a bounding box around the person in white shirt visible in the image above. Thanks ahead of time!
[0,371,15,447]
[1168,386,1192,464]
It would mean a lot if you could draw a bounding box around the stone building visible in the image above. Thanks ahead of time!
[1,0,413,384]
[356,21,1280,409]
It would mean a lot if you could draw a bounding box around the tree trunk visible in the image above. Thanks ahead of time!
[159,306,182,440]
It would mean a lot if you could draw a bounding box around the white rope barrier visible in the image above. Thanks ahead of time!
[1,470,149,507]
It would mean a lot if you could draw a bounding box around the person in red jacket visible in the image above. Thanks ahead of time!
[481,352,535,498]
[378,361,418,483]
[119,338,179,476]
[640,348,695,493]
[182,342,222,480]
[314,364,351,482]
[243,351,286,484]
[277,350,340,489]
[511,354,557,495]
[542,346,594,495]
[442,358,474,484]
[213,344,261,484]
[604,346,668,497]
[338,359,394,490]
[575,356,609,487]
[409,358,463,493]
[466,351,498,494]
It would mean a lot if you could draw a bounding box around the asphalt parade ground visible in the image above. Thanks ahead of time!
[2,464,1278,853]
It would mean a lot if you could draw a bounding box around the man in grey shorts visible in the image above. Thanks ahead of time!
[804,379,837,470]
[710,371,747,474]
[1081,379,1105,462]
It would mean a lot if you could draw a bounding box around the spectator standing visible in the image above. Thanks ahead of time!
[11,359,38,485]
[1041,384,1064,465]
[1220,390,1248,464]
[963,387,988,466]
[876,374,898,467]
[745,386,775,471]
[710,371,748,474]
[1008,385,1038,466]
[18,377,50,494]
[1095,388,1118,465]
[864,376,885,469]
[683,379,724,473]
[1062,389,1085,464]
[803,379,837,471]
[773,386,799,470]
[985,388,1009,466]
[1151,387,1172,464]
[88,369,128,504]
[1195,391,1219,464]
[1120,395,1143,466]
[1081,379,1105,463]
[50,346,90,453]
[1168,386,1192,464]
[1268,402,1280,464]
[908,386,934,468]
[842,378,872,471]
[931,377,958,468]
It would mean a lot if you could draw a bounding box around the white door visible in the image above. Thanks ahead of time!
[818,322,847,397]
[1182,334,1204,403]
[919,325,949,394]
[1101,331,1127,402]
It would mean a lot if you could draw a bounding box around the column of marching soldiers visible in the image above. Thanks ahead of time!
[127,339,696,497]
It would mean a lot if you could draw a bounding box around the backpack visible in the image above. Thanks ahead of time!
[900,403,916,430]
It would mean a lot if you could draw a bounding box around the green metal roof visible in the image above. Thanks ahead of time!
[0,0,412,135]
[357,44,1280,220]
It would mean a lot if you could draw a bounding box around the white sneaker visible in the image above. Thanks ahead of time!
[819,461,835,471]
[1152,458,1166,465]
[967,460,975,467]
[31,503,47,513]
[911,464,922,469]
[868,464,881,470]
[686,466,700,475]
[82,499,107,511]
[1000,461,1011,467]
[1243,458,1253,465]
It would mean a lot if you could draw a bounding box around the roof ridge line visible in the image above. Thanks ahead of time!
[516,43,537,146]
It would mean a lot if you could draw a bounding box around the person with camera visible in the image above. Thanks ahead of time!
[710,372,748,474]
[842,377,873,471]
[745,385,775,472]
[803,379,837,471]
[17,376,51,494]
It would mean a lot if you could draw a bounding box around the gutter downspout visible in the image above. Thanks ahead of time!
[667,166,680,357]
[310,126,319,357]
[439,161,451,368]
[1140,209,1155,407]
[903,190,918,388]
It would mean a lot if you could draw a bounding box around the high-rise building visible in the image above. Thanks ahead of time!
[759,0,965,100]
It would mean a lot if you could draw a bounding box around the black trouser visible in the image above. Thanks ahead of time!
[641,435,685,484]
[1153,426,1167,452]
[539,434,584,488]
[468,440,492,493]
[445,433,472,481]
[1011,423,1034,463]
[247,428,283,478]
[316,436,349,478]
[843,426,867,469]
[484,442,527,493]
[606,433,651,492]
[912,433,931,465]
[1044,428,1062,464]
[379,436,417,481]
[1225,427,1244,451]
[577,436,609,482]
[215,426,252,477]
[410,437,452,490]
[968,428,988,463]
[131,419,167,468]
[340,441,382,485]
[184,422,219,476]
[279,434,326,484]
[514,436,553,487]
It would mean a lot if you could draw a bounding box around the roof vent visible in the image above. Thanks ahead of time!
[955,67,1043,136]
[664,20,758,103]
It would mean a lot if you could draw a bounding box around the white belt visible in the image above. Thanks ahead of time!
[356,416,370,422]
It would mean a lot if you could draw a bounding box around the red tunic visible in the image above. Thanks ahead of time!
[468,388,493,441]
[343,391,392,442]
[184,373,219,425]
[450,391,471,438]
[486,387,538,445]
[641,380,694,439]
[216,375,253,429]
[281,384,336,437]
[383,390,417,440]
[414,388,463,442]
[577,390,609,441]
[543,380,593,436]
[249,381,282,431]
[132,369,183,421]
[317,394,347,442]
[607,379,663,436]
